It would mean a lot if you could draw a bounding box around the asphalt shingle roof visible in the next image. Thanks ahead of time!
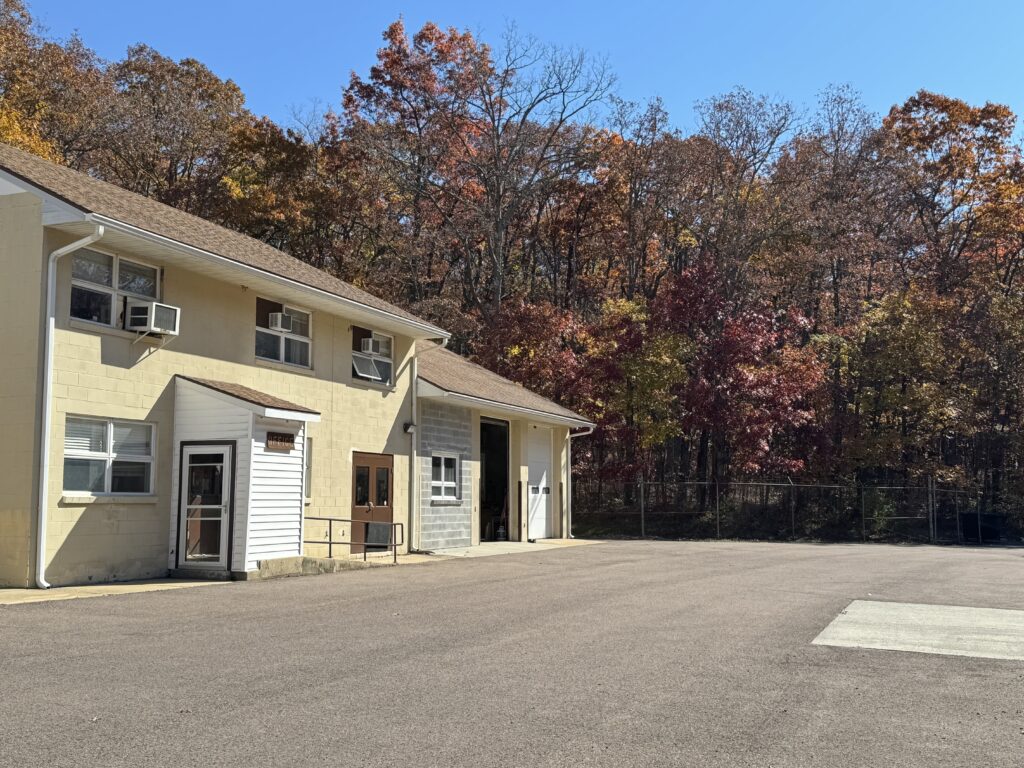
[416,341,591,424]
[178,376,320,415]
[0,142,437,330]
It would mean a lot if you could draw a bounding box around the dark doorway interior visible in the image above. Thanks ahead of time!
[480,419,510,541]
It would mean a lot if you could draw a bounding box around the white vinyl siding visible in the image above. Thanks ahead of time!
[304,437,313,499]
[247,421,305,569]
[171,378,307,573]
[170,382,252,572]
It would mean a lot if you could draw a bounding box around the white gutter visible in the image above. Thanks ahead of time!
[85,214,450,341]
[566,425,594,539]
[36,225,105,588]
[417,381,594,429]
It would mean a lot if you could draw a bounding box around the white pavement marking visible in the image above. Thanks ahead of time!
[813,599,1024,661]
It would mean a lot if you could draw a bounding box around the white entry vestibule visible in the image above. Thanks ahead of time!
[169,376,320,576]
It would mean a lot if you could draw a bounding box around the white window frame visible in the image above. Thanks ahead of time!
[255,297,313,369]
[352,329,394,386]
[62,416,156,496]
[430,452,460,501]
[304,436,313,500]
[69,246,161,329]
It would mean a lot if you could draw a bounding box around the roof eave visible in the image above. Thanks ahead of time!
[0,166,89,225]
[417,378,594,428]
[87,213,450,341]
[177,377,320,423]
[263,407,321,423]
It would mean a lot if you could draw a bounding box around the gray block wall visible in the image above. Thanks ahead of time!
[418,401,473,550]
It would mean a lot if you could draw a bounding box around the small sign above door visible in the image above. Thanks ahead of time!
[267,432,295,451]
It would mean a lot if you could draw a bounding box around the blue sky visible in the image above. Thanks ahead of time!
[31,0,1024,132]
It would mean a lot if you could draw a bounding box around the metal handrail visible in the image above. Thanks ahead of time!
[304,516,405,564]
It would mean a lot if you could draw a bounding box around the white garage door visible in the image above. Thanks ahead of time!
[527,426,553,539]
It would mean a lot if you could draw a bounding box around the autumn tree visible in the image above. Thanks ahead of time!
[91,45,249,210]
[9,2,1024,500]
[345,20,613,323]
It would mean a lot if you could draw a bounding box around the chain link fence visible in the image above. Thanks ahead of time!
[572,478,1024,544]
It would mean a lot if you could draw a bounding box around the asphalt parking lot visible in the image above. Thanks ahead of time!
[2,541,1023,767]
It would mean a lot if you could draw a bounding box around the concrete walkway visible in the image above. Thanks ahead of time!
[1,541,601,603]
[399,537,600,563]
[0,578,225,606]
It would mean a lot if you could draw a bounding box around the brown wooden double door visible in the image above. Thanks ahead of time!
[351,452,394,554]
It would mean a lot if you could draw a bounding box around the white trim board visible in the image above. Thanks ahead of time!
[176,378,320,423]
[417,379,593,428]
[813,599,1024,661]
[87,213,449,339]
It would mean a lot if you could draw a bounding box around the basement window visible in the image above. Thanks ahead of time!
[63,416,155,495]
[431,453,460,500]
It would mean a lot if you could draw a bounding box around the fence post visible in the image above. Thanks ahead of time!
[639,475,646,539]
[955,490,962,544]
[715,477,721,539]
[929,475,936,544]
[977,488,983,545]
[790,484,796,539]
[860,485,866,542]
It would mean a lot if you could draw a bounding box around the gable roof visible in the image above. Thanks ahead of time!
[178,376,319,415]
[416,341,593,426]
[0,142,445,337]
[176,376,320,423]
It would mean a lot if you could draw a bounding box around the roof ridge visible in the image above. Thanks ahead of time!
[0,141,445,334]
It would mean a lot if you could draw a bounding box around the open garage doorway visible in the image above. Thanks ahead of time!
[480,418,510,541]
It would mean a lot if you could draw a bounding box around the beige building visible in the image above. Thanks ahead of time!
[0,142,593,588]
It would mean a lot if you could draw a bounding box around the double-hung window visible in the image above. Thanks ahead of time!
[430,453,459,501]
[352,326,393,385]
[70,248,159,327]
[63,417,155,495]
[255,297,312,368]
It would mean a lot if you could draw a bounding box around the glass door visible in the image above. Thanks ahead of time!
[179,445,232,569]
[351,452,393,555]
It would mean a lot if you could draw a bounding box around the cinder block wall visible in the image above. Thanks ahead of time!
[0,194,43,587]
[43,231,416,585]
[418,401,472,550]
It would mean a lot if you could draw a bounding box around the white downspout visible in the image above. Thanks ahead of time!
[409,354,419,551]
[566,425,594,540]
[36,225,104,588]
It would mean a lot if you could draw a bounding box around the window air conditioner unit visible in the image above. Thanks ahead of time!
[361,337,382,355]
[126,300,180,336]
[269,312,293,332]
